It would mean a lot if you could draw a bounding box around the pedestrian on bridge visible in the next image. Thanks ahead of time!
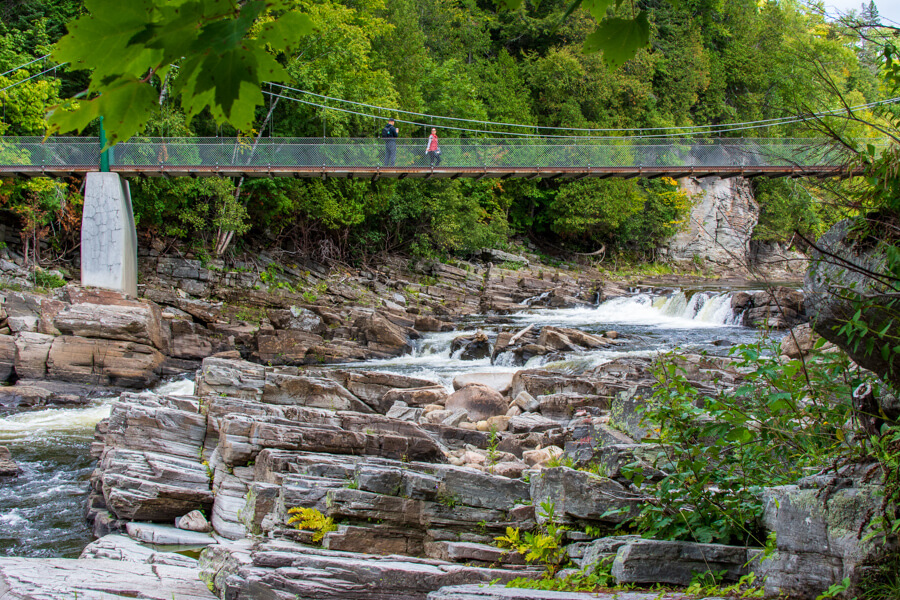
[381,118,399,166]
[426,128,441,167]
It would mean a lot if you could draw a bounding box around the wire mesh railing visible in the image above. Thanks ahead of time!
[0,136,857,170]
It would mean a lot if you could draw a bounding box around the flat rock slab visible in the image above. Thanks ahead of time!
[612,539,754,585]
[427,585,728,599]
[126,522,216,546]
[452,372,515,394]
[0,557,215,600]
[80,534,199,567]
[201,539,542,600]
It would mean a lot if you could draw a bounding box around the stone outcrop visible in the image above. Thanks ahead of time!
[664,176,759,270]
[759,465,896,599]
[199,539,539,600]
[805,218,900,389]
[0,557,216,600]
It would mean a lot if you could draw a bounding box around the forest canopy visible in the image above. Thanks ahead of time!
[0,0,896,262]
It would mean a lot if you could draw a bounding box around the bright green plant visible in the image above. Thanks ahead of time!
[621,341,871,545]
[33,269,66,289]
[286,507,337,543]
[495,501,569,577]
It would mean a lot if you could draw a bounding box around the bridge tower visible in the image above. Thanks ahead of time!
[80,117,138,297]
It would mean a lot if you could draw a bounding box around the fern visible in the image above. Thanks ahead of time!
[287,507,337,543]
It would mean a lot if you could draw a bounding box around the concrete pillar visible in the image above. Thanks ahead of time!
[81,172,138,297]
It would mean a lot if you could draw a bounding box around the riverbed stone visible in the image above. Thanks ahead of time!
[0,333,15,381]
[530,467,643,525]
[261,371,372,413]
[611,539,755,585]
[0,445,19,476]
[452,372,514,394]
[445,384,507,421]
[382,386,449,408]
[176,509,212,533]
[0,557,216,599]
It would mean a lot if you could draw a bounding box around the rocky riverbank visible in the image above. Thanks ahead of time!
[3,247,891,600]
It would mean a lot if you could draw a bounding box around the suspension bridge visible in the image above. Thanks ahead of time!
[0,136,851,179]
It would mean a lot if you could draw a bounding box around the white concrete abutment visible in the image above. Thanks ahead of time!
[80,172,138,297]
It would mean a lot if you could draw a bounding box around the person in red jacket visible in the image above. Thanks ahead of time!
[425,128,441,167]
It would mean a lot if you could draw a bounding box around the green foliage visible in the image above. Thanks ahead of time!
[49,0,314,144]
[32,269,66,288]
[286,507,337,543]
[495,501,569,577]
[622,341,871,545]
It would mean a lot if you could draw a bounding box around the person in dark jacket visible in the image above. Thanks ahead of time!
[425,128,441,166]
[381,118,399,166]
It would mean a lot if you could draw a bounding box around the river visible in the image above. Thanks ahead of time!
[0,288,768,557]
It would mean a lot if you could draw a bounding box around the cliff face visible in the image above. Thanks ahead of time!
[664,176,759,270]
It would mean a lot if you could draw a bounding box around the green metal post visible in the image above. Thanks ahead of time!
[99,116,111,172]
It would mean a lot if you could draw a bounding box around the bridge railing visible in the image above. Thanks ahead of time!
[0,137,100,169]
[110,137,849,169]
[0,136,858,170]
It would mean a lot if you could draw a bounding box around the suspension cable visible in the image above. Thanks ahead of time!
[0,54,51,79]
[267,81,900,135]
[0,63,67,93]
[264,89,900,139]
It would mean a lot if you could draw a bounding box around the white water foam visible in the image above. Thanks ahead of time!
[155,378,196,396]
[0,404,112,444]
[511,291,743,330]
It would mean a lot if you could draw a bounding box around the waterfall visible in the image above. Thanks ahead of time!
[596,290,743,327]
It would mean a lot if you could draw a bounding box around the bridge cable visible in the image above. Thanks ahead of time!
[0,63,67,93]
[267,81,900,135]
[264,89,900,139]
[0,54,52,79]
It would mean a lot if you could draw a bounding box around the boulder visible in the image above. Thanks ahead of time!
[261,372,372,413]
[354,312,413,355]
[452,372,514,394]
[0,557,216,599]
[382,386,449,408]
[176,510,212,533]
[415,315,454,332]
[268,306,327,335]
[451,331,492,361]
[780,323,821,359]
[3,291,41,333]
[611,539,755,585]
[0,445,20,476]
[508,413,559,434]
[530,467,643,526]
[445,384,507,421]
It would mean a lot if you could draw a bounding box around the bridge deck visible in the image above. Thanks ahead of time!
[0,136,853,179]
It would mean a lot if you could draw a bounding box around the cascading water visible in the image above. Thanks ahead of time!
[0,378,196,558]
[2,287,761,559]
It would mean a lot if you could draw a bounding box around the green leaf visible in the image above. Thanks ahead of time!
[48,77,158,145]
[583,11,650,69]
[53,0,160,79]
[582,0,617,20]
[494,0,524,8]
[257,12,315,52]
